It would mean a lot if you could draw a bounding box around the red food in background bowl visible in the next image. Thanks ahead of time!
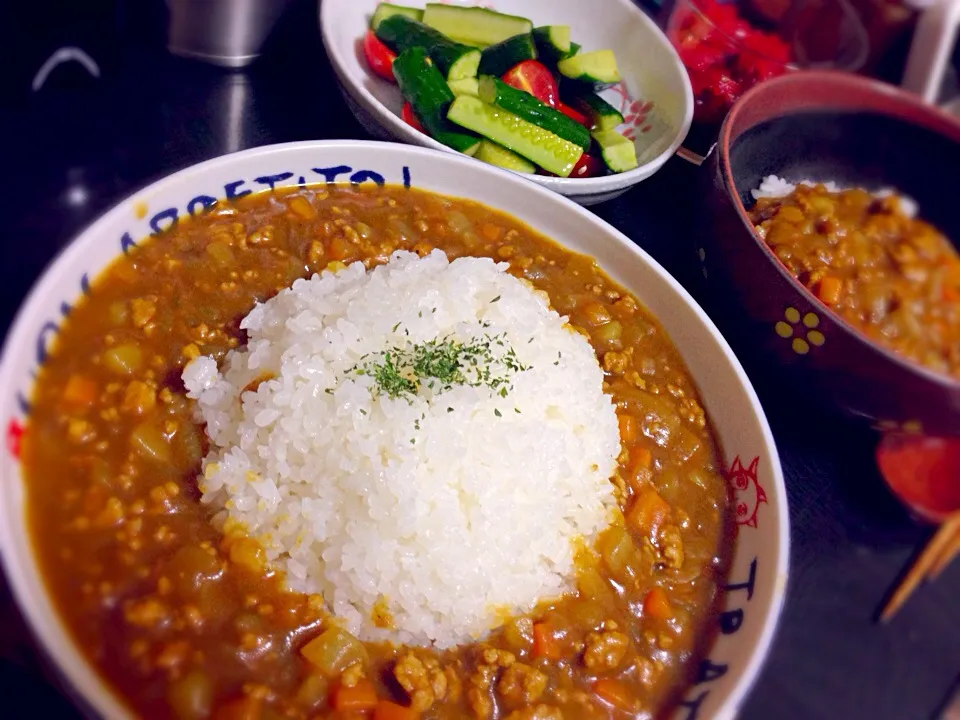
[877,435,960,524]
[667,0,794,125]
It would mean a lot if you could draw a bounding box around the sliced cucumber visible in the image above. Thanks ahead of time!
[532,26,570,66]
[447,78,480,98]
[569,91,624,131]
[478,75,590,150]
[592,129,637,173]
[475,140,536,173]
[550,43,580,86]
[479,33,537,77]
[376,16,481,81]
[370,2,422,30]
[422,3,532,47]
[447,96,583,177]
[392,47,454,135]
[435,131,481,155]
[557,49,621,86]
[448,52,481,81]
[393,47,480,154]
[452,39,489,49]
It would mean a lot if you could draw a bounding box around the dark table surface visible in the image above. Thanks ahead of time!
[1,4,959,719]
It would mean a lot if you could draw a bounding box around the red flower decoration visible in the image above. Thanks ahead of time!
[6,419,24,460]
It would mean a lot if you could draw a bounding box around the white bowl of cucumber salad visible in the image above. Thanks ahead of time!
[319,0,693,205]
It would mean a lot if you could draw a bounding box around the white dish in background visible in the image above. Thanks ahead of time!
[901,0,960,105]
[0,141,786,719]
[943,96,960,118]
[319,0,693,205]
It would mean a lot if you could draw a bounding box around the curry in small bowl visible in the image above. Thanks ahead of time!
[702,71,960,436]
[750,182,960,381]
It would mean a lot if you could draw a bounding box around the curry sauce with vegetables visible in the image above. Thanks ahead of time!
[23,185,732,719]
[751,184,960,379]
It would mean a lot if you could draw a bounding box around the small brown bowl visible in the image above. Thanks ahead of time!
[698,70,960,436]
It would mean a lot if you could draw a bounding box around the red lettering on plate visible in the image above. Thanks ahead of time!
[728,455,766,530]
[6,419,24,460]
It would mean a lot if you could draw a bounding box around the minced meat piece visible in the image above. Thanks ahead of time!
[497,662,548,707]
[394,653,449,712]
[583,629,629,670]
[659,525,685,569]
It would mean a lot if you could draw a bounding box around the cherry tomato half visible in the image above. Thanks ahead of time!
[502,60,559,108]
[558,102,590,128]
[400,102,425,133]
[570,152,604,179]
[363,30,397,83]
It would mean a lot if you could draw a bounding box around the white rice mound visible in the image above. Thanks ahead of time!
[752,174,917,217]
[183,250,620,648]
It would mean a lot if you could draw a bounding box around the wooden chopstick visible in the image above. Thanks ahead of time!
[881,510,960,622]
[930,520,960,580]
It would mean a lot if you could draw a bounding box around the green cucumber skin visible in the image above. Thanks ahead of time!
[557,49,621,86]
[370,3,423,30]
[478,33,537,77]
[478,76,591,150]
[447,96,583,177]
[446,50,482,82]
[569,91,625,131]
[449,38,488,49]
[563,78,618,96]
[600,144,637,173]
[392,47,479,154]
[559,73,619,90]
[549,43,581,86]
[591,129,638,173]
[392,47,455,136]
[475,140,536,173]
[434,132,481,155]
[422,3,532,47]
[375,16,480,81]
[532,26,570,66]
